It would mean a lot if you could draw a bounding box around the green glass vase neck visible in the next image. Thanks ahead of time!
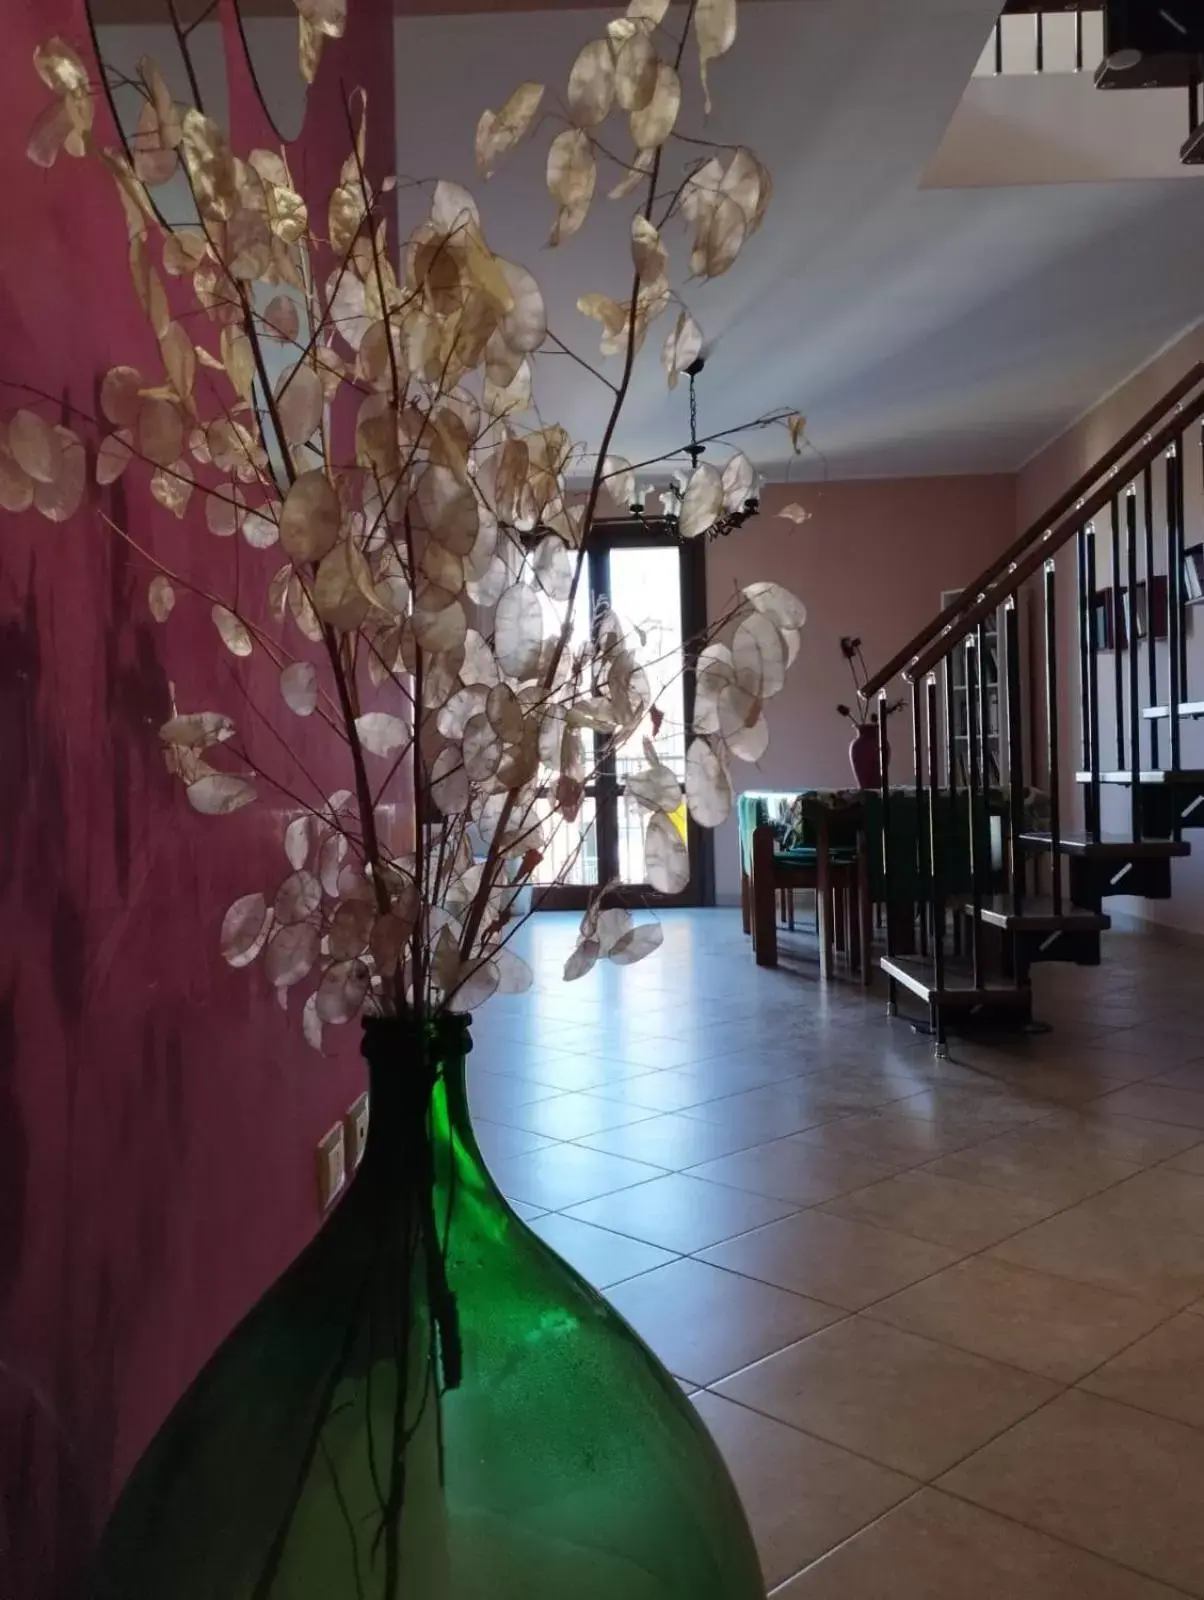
[358,1011,476,1176]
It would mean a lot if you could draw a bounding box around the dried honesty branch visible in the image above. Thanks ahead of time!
[476,82,544,177]
[679,462,724,540]
[662,309,703,389]
[546,128,596,246]
[7,0,811,1039]
[695,0,738,111]
[147,574,175,622]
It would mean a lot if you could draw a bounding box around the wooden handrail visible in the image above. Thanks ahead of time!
[861,361,1204,697]
[907,378,1204,681]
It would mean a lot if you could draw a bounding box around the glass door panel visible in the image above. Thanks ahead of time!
[608,545,689,887]
[532,528,704,908]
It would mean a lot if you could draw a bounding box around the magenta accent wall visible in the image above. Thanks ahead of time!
[0,5,395,1595]
[705,475,1017,900]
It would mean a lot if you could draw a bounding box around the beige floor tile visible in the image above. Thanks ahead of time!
[1167,1142,1204,1176]
[966,1063,1125,1106]
[700,1209,961,1311]
[682,1083,881,1139]
[466,1073,564,1122]
[1094,1083,1204,1130]
[494,1091,658,1141]
[472,1118,556,1167]
[489,1143,665,1211]
[1084,1166,1204,1237]
[588,1069,724,1114]
[514,1053,646,1093]
[820,1170,1059,1252]
[564,1171,799,1253]
[773,1487,1184,1599]
[869,1256,1168,1381]
[716,1314,1057,1480]
[527,1213,676,1291]
[925,1130,1143,1205]
[573,1112,764,1169]
[692,1393,916,1590]
[606,1258,840,1385]
[990,1203,1204,1308]
[1050,1113,1204,1163]
[941,1389,1204,1595]
[791,1108,998,1163]
[1106,1028,1204,1065]
[889,1084,1054,1129]
[1150,1063,1204,1095]
[685,1139,908,1206]
[1081,1312,1204,1429]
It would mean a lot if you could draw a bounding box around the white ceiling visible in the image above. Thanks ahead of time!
[394,0,1204,481]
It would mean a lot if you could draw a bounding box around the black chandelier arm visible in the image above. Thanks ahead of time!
[589,491,762,545]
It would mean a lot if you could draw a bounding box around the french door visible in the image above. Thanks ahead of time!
[533,522,711,910]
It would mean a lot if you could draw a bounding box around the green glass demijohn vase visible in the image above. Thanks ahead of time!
[92,1014,764,1598]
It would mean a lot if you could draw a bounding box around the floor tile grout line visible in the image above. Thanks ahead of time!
[717,1367,1183,1589]
[665,1150,1200,1388]
[932,1479,1203,1600]
[769,1476,1201,1600]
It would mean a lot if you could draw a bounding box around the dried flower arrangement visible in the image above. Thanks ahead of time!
[3,0,808,1041]
[838,634,901,729]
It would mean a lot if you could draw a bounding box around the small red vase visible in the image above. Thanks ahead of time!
[849,725,885,789]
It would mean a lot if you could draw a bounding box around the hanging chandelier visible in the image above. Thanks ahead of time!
[610,357,762,542]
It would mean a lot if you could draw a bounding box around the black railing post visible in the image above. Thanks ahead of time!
[1167,445,1184,773]
[1004,599,1025,917]
[912,676,928,960]
[943,651,963,959]
[994,16,1003,75]
[1111,497,1125,773]
[1126,486,1142,839]
[1077,523,1090,774]
[1045,556,1064,914]
[1075,7,1084,72]
[926,673,946,1051]
[878,690,896,1014]
[965,635,984,989]
[1035,11,1044,74]
[977,611,993,851]
[1085,524,1102,843]
[1144,465,1160,771]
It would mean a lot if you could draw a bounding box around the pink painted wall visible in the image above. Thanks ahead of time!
[705,475,1017,900]
[1016,324,1204,936]
[0,6,394,1597]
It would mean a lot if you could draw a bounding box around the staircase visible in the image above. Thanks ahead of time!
[861,362,1204,1055]
[991,3,1204,167]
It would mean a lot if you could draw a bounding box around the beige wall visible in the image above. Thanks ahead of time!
[1016,322,1204,935]
[705,474,1017,900]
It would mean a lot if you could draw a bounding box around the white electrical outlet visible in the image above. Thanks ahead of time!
[345,1092,370,1170]
[316,1123,346,1212]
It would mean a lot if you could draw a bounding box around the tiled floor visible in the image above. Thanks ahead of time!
[471,910,1204,1597]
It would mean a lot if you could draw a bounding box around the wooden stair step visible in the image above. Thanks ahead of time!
[1075,769,1204,786]
[1142,702,1204,722]
[1018,831,1191,860]
[880,954,1030,1010]
[962,896,1110,934]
